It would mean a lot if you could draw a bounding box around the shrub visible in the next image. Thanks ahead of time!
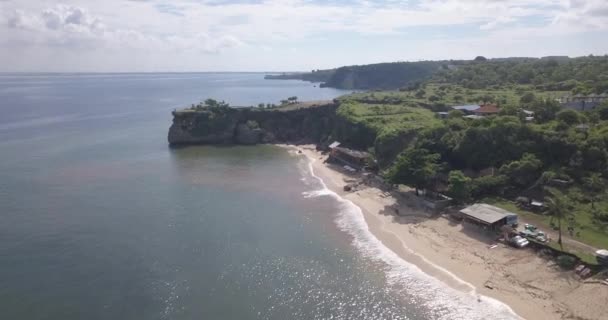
[556,255,577,270]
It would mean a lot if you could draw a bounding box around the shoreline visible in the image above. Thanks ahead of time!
[282,144,608,320]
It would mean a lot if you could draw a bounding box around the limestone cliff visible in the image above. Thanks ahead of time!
[168,103,341,146]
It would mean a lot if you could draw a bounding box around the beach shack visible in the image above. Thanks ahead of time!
[328,141,371,170]
[460,203,518,230]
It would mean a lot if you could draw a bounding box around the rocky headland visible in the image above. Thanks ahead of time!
[168,101,347,146]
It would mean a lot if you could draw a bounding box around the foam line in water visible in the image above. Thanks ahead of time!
[300,154,523,320]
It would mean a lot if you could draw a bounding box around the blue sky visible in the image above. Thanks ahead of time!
[1,0,607,72]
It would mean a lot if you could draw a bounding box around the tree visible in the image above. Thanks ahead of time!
[595,101,608,120]
[499,153,543,188]
[204,98,219,107]
[448,109,464,119]
[448,170,471,203]
[387,148,440,196]
[520,92,536,104]
[556,109,582,126]
[415,89,426,98]
[583,173,605,209]
[474,56,487,62]
[428,95,440,102]
[498,105,518,116]
[529,98,561,123]
[545,188,572,250]
[470,175,508,198]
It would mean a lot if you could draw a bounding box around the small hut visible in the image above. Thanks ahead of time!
[460,203,518,230]
[328,141,371,170]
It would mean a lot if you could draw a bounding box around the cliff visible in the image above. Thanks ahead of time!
[168,103,342,146]
[264,69,335,83]
[320,61,443,90]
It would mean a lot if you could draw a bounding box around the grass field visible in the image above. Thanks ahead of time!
[341,83,569,109]
[337,101,441,137]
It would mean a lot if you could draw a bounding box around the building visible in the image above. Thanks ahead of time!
[436,111,449,119]
[328,141,371,170]
[473,104,500,116]
[451,104,480,114]
[460,203,518,230]
[559,93,608,111]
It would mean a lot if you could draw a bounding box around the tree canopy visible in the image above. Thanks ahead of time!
[387,148,440,195]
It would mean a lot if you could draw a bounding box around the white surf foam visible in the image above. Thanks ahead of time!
[299,155,523,320]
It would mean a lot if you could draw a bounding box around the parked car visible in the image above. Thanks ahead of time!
[520,224,548,242]
[596,249,608,266]
[510,235,530,248]
[519,230,548,243]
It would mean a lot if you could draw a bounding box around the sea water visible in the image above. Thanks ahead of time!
[0,73,519,319]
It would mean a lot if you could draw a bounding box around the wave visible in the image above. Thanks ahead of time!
[298,156,522,320]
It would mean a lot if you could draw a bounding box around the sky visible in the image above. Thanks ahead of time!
[1,0,607,72]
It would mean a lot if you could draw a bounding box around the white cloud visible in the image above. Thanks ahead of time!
[0,0,606,71]
[553,0,608,29]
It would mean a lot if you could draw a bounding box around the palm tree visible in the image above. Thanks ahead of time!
[584,173,604,209]
[545,188,570,250]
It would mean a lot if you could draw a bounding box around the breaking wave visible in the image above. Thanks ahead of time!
[298,156,523,320]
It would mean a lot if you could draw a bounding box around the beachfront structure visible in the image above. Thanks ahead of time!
[460,203,518,230]
[328,142,371,170]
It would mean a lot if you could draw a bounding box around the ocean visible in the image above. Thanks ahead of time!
[0,73,518,320]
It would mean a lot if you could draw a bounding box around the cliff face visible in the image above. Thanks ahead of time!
[320,61,442,90]
[168,103,341,146]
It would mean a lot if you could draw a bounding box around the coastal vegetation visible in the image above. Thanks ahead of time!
[266,55,608,92]
[173,55,608,255]
[320,61,443,90]
[328,56,608,254]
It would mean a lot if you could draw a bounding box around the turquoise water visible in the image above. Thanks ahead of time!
[0,73,519,320]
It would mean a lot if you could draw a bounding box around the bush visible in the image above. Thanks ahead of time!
[556,109,582,126]
[556,255,577,270]
[471,175,508,198]
[520,92,535,104]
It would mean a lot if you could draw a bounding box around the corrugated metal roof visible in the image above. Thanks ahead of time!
[460,203,516,224]
[451,105,480,111]
[329,141,341,149]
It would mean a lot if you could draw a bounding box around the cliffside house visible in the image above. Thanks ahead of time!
[460,203,518,231]
[450,104,480,114]
[473,104,500,116]
[328,141,371,170]
[436,111,449,119]
[559,93,608,111]
[522,109,535,121]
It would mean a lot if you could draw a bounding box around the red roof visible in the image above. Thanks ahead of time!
[474,104,500,114]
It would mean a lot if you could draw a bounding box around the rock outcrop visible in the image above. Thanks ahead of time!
[168,103,340,146]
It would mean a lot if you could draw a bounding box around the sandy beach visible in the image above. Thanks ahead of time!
[289,145,608,320]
